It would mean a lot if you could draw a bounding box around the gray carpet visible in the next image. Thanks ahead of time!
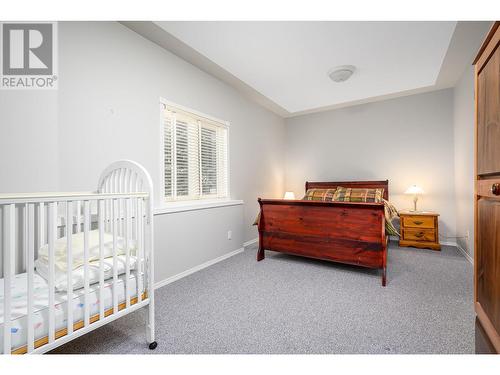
[50,242,474,354]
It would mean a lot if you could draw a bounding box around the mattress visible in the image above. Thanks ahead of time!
[0,270,142,353]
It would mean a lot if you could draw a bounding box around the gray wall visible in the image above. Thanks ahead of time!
[57,22,285,243]
[0,91,59,192]
[448,22,490,260]
[285,89,457,240]
[0,87,59,277]
[453,66,475,258]
[154,205,243,282]
[0,21,285,283]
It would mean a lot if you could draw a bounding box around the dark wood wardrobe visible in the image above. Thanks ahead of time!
[474,21,500,354]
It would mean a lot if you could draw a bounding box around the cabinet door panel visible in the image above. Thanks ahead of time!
[477,46,500,175]
[477,198,500,334]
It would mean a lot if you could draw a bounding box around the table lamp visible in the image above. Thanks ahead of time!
[405,185,424,212]
[283,191,295,200]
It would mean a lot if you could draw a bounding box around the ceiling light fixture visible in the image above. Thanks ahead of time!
[328,65,356,83]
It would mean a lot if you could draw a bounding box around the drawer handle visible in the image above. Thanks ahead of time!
[492,183,500,196]
[414,232,424,238]
[413,220,424,225]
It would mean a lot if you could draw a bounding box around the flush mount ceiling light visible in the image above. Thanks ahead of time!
[328,65,356,83]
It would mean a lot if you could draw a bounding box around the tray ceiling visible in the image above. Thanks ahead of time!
[155,21,457,114]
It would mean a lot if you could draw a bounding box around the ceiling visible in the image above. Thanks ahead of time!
[123,21,492,117]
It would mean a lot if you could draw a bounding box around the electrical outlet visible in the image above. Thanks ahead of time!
[227,230,232,240]
[466,230,470,241]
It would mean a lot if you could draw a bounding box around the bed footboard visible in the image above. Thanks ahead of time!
[257,198,387,286]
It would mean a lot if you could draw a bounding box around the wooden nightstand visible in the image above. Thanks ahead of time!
[399,210,441,251]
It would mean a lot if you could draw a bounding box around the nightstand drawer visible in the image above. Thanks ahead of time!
[401,215,435,229]
[402,228,436,242]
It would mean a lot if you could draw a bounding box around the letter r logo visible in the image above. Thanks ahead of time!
[2,23,53,75]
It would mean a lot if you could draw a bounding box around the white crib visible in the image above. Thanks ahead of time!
[0,160,156,354]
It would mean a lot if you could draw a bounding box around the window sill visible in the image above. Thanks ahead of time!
[154,199,244,215]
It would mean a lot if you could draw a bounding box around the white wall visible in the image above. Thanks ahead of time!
[285,89,457,240]
[453,66,475,258]
[57,22,285,244]
[451,23,491,261]
[154,205,243,283]
[0,91,59,192]
[0,91,59,277]
[0,21,285,283]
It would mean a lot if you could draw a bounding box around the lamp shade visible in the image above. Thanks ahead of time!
[283,191,295,200]
[404,185,424,195]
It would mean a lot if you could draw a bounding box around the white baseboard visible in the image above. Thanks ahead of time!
[154,247,244,290]
[394,234,472,264]
[243,237,258,247]
[440,240,458,247]
[455,243,474,264]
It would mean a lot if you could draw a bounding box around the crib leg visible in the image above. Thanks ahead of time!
[146,300,157,350]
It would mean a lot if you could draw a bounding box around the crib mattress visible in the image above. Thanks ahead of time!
[0,271,142,353]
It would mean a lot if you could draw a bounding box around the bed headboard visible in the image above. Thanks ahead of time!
[97,160,154,199]
[305,180,389,200]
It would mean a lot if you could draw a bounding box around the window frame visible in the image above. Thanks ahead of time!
[159,98,230,205]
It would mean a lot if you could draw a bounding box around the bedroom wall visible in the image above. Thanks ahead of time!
[285,89,457,241]
[453,66,475,260]
[0,92,59,276]
[57,21,285,283]
[57,22,285,240]
[0,91,59,192]
[0,21,285,283]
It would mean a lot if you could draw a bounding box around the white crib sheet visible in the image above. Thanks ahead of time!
[0,271,141,352]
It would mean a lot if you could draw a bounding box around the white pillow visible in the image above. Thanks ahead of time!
[35,255,137,292]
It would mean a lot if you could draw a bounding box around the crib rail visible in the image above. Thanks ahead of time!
[1,190,151,354]
[0,192,148,204]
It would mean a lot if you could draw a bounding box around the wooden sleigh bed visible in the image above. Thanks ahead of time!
[257,180,389,286]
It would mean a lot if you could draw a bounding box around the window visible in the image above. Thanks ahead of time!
[161,101,229,202]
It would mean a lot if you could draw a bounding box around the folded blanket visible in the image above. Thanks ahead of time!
[35,254,138,292]
[383,199,400,236]
[37,229,137,272]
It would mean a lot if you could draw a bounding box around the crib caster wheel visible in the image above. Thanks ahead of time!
[149,341,158,350]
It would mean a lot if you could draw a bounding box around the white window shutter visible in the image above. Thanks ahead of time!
[163,104,228,201]
[216,126,228,198]
[201,125,217,196]
[163,113,174,199]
